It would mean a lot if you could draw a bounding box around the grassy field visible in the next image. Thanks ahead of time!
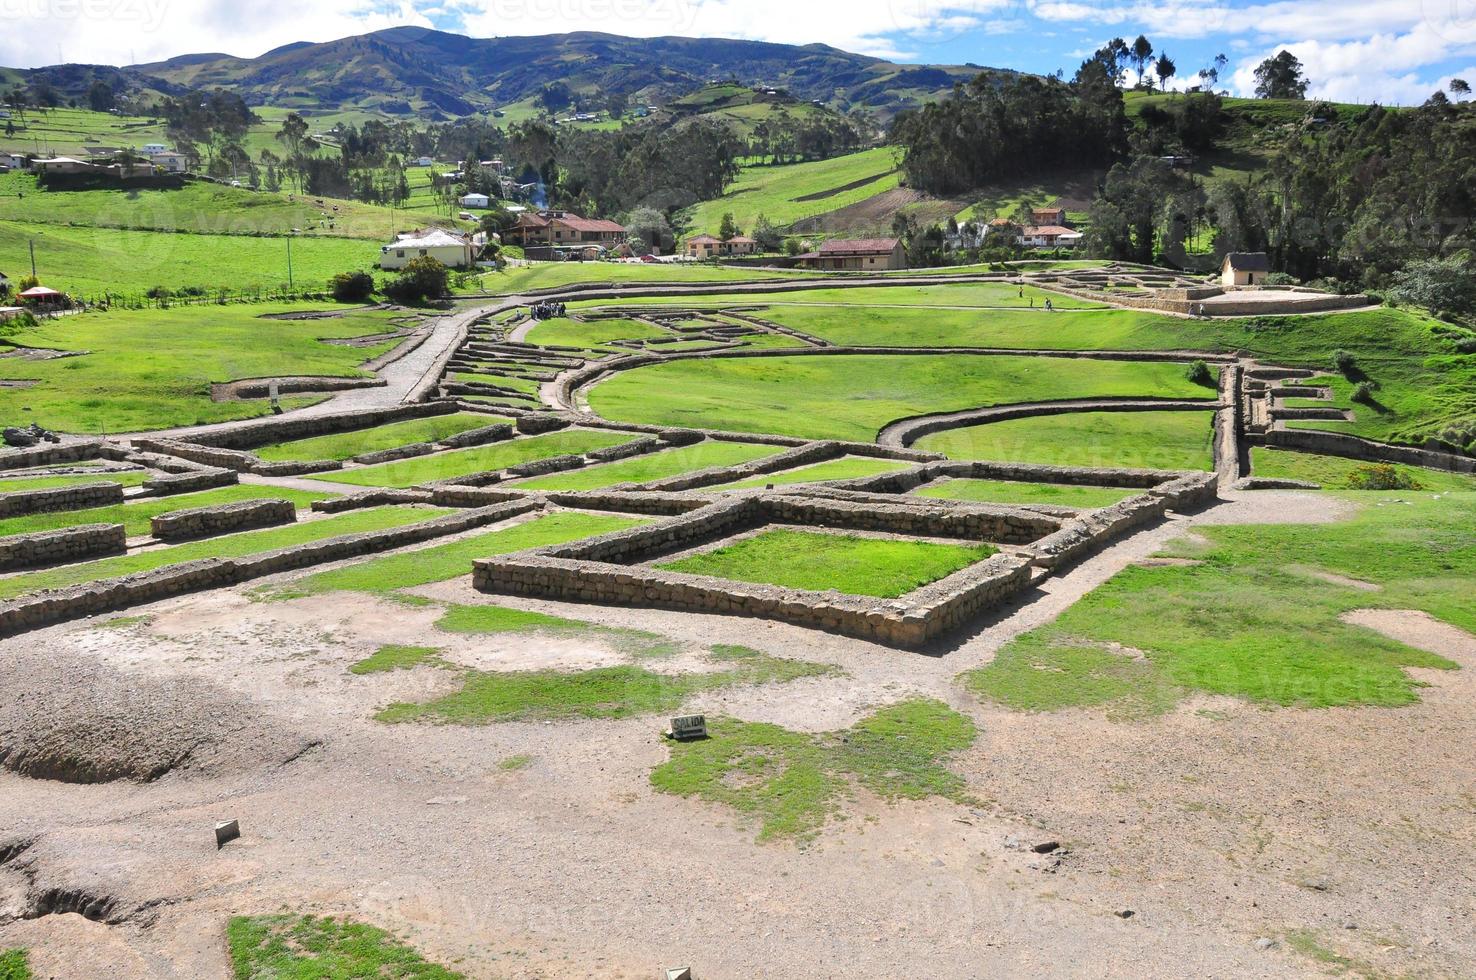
[587,282,1106,314]
[509,440,779,491]
[254,413,505,462]
[914,478,1142,509]
[522,316,671,350]
[227,914,462,979]
[0,219,378,298]
[377,642,834,725]
[588,354,1207,442]
[684,146,903,234]
[652,698,976,842]
[915,411,1218,471]
[267,511,647,599]
[0,505,444,601]
[658,529,998,598]
[0,468,152,492]
[1249,449,1476,491]
[963,491,1475,715]
[311,429,634,488]
[474,262,804,296]
[711,456,914,491]
[0,484,332,538]
[0,303,405,433]
[0,949,29,980]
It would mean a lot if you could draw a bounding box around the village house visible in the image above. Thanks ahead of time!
[379,228,476,270]
[797,238,908,272]
[148,151,188,173]
[0,154,26,171]
[140,143,168,155]
[415,156,435,167]
[685,234,758,259]
[1019,224,1083,248]
[458,192,491,210]
[504,210,627,248]
[30,157,96,176]
[1221,252,1271,286]
[1031,207,1068,226]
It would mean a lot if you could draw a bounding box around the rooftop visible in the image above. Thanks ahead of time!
[818,238,900,255]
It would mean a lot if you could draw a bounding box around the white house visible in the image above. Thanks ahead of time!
[415,156,435,167]
[149,151,188,173]
[380,228,476,270]
[1221,252,1271,286]
[1019,225,1083,248]
[140,143,168,155]
[0,154,26,171]
[458,192,491,209]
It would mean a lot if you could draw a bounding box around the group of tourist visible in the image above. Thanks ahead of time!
[529,302,568,320]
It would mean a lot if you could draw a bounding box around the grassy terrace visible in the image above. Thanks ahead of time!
[916,411,1218,471]
[472,262,804,296]
[964,491,1476,714]
[710,455,913,491]
[253,413,506,462]
[310,429,634,488]
[915,478,1142,509]
[522,316,670,350]
[0,304,406,433]
[268,511,647,599]
[1250,448,1476,492]
[588,354,1207,442]
[0,468,152,492]
[0,505,446,601]
[658,529,999,598]
[0,485,333,538]
[509,440,779,491]
[581,281,1106,314]
[684,146,904,233]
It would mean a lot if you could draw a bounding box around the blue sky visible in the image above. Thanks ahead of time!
[4,1,1474,106]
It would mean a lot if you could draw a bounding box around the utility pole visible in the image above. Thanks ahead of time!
[286,234,294,290]
[28,239,36,279]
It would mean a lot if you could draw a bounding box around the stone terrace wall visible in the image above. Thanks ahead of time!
[551,497,760,564]
[184,401,462,451]
[1265,428,1476,474]
[151,498,297,542]
[761,496,1060,544]
[0,482,124,517]
[142,468,238,496]
[0,441,106,472]
[0,524,127,572]
[847,459,1200,493]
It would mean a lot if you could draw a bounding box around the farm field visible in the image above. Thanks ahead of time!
[0,303,406,432]
[913,478,1143,508]
[586,353,1209,442]
[253,413,506,462]
[683,146,903,234]
[311,429,635,488]
[508,440,779,491]
[915,410,1218,471]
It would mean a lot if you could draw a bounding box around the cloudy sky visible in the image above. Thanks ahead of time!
[4,0,1474,105]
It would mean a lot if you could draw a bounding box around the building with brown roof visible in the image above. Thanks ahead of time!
[504,210,627,248]
[798,238,907,271]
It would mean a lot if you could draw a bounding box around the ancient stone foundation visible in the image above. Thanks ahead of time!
[0,524,128,571]
[151,499,298,542]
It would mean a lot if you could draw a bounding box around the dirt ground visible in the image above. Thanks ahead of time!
[1,491,1473,979]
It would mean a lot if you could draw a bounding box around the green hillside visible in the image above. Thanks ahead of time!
[684,147,903,237]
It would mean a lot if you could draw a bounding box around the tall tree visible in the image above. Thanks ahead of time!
[1254,51,1310,99]
[1156,55,1177,92]
[275,111,310,193]
[1130,36,1155,87]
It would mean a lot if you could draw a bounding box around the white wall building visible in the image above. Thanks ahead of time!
[380,229,476,270]
[458,192,491,209]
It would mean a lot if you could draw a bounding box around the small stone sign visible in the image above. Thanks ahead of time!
[667,715,707,741]
[215,819,241,849]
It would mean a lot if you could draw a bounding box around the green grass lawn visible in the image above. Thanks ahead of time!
[0,219,379,299]
[253,413,506,462]
[472,262,804,296]
[684,146,903,233]
[0,303,406,433]
[651,698,976,842]
[1250,448,1476,491]
[350,645,449,675]
[267,511,646,599]
[377,643,835,726]
[0,505,444,600]
[0,484,332,538]
[0,469,152,492]
[510,440,779,491]
[589,354,1207,442]
[916,410,1217,471]
[914,478,1142,508]
[963,491,1476,714]
[587,282,1106,314]
[227,914,463,979]
[658,529,998,598]
[309,429,634,488]
[0,949,29,980]
[710,456,913,491]
[522,316,671,350]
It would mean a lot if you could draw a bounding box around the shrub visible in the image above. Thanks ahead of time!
[145,285,172,300]
[1332,349,1357,376]
[1264,271,1298,286]
[1351,381,1377,404]
[1345,464,1425,491]
[1185,359,1215,386]
[382,257,449,306]
[329,271,375,303]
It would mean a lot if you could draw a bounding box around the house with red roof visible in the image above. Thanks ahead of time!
[504,210,627,248]
[797,238,907,271]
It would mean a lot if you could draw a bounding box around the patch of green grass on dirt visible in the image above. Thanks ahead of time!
[375,642,836,725]
[92,614,153,630]
[266,511,646,600]
[914,478,1140,509]
[658,529,998,598]
[962,492,1475,713]
[916,411,1217,472]
[510,440,779,491]
[710,455,912,491]
[1250,448,1476,493]
[0,949,31,980]
[498,753,535,771]
[350,645,449,675]
[589,353,1206,443]
[311,429,634,488]
[0,484,333,538]
[650,698,977,842]
[0,505,446,601]
[431,603,684,660]
[226,913,463,979]
[1283,929,1385,979]
[254,413,506,463]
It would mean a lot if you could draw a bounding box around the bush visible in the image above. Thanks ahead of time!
[1264,272,1298,286]
[1351,381,1377,404]
[1332,349,1357,376]
[329,271,375,303]
[145,285,172,300]
[382,257,449,306]
[1185,359,1215,386]
[1345,464,1425,491]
